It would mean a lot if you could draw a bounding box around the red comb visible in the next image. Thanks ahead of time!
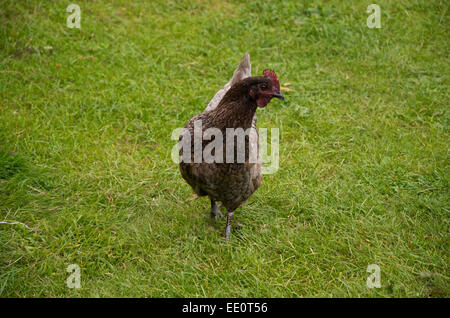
[263,69,280,91]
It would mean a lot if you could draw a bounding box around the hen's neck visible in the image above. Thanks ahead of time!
[212,98,257,130]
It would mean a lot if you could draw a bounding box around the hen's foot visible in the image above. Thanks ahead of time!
[222,225,231,240]
[210,200,223,220]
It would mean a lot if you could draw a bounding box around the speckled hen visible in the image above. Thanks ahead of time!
[179,54,283,239]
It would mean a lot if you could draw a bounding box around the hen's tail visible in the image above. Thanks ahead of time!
[205,53,251,112]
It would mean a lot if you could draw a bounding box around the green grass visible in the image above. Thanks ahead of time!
[0,0,448,297]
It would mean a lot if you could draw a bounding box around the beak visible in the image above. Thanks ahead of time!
[272,90,284,100]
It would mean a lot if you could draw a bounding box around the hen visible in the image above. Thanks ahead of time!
[179,54,283,239]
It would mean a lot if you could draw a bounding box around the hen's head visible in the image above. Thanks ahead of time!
[248,69,284,108]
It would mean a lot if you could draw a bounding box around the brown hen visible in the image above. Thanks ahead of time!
[179,54,283,239]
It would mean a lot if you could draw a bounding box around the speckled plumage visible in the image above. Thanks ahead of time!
[179,77,265,212]
[178,55,282,238]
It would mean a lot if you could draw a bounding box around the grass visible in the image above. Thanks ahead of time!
[0,0,448,297]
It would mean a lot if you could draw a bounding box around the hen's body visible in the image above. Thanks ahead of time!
[178,54,282,239]
[179,79,262,212]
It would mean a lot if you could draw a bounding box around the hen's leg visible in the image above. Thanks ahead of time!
[210,199,223,219]
[223,211,234,240]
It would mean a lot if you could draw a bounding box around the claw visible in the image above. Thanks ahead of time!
[215,205,224,218]
[222,225,231,240]
[210,201,223,219]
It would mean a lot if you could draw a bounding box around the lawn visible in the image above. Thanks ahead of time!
[0,0,448,297]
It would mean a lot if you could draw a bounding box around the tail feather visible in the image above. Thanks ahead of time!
[205,53,252,112]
